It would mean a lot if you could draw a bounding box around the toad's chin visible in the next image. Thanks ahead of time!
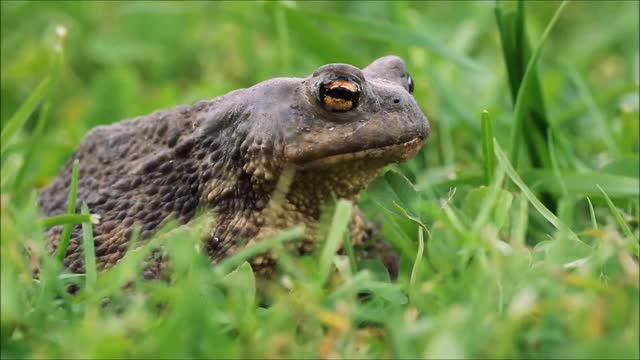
[285,137,424,169]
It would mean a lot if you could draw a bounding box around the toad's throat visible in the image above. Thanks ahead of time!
[290,137,424,169]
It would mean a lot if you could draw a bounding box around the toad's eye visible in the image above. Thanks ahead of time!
[318,77,361,112]
[407,73,414,94]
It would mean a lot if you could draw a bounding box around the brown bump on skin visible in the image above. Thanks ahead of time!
[167,129,180,147]
[95,243,109,257]
[101,221,116,233]
[211,162,223,173]
[116,211,127,220]
[118,242,129,253]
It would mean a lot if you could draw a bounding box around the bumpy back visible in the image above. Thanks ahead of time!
[39,102,212,275]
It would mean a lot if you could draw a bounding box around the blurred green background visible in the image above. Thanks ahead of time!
[1,1,639,359]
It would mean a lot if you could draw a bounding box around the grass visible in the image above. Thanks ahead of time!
[1,1,639,359]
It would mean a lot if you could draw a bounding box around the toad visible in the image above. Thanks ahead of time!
[39,55,430,279]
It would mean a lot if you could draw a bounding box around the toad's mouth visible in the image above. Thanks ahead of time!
[286,137,425,169]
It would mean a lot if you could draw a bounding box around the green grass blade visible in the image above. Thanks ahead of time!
[341,227,357,275]
[430,168,639,199]
[586,197,598,230]
[80,202,97,290]
[597,185,639,253]
[55,159,80,263]
[494,2,518,96]
[440,199,468,237]
[36,214,94,228]
[0,76,53,156]
[522,170,639,198]
[290,7,482,71]
[409,226,424,292]
[507,1,568,167]
[317,199,353,287]
[11,100,51,195]
[494,138,582,244]
[471,168,506,233]
[553,81,639,127]
[481,110,496,185]
[11,44,64,197]
[496,137,557,227]
[548,128,590,171]
[548,129,568,197]
[271,241,308,282]
[511,195,529,247]
[564,62,619,155]
[216,225,304,275]
[496,0,553,173]
[93,223,183,295]
[600,156,640,178]
[548,129,576,227]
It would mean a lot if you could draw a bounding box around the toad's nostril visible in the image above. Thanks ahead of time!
[393,99,400,104]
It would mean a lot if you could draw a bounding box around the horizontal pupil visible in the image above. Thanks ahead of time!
[325,86,358,101]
